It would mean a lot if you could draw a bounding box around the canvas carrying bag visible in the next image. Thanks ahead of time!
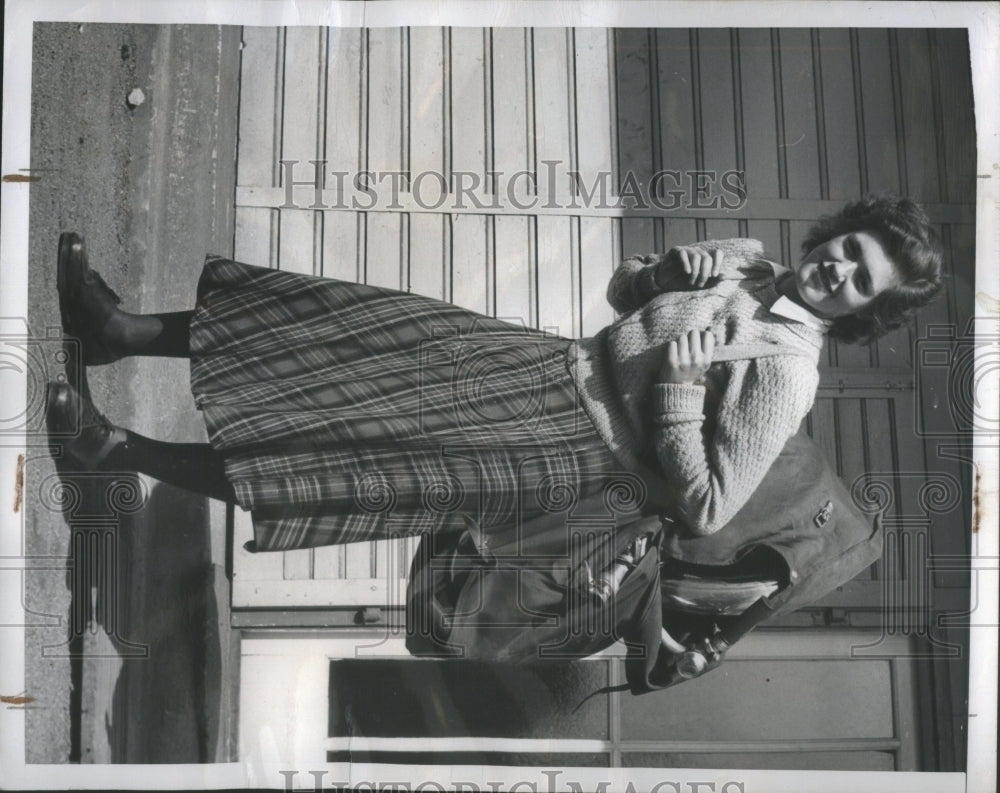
[404,343,884,693]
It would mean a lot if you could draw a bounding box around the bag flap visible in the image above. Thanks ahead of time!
[663,429,878,587]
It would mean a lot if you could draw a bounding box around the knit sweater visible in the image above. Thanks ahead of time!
[566,238,826,536]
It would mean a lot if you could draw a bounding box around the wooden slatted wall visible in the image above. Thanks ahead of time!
[229,26,974,659]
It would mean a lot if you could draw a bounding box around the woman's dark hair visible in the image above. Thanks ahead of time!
[801,194,944,344]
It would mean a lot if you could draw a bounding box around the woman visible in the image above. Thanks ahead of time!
[46,194,943,553]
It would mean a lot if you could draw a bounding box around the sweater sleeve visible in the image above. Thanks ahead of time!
[606,255,664,314]
[649,356,819,536]
[606,238,768,314]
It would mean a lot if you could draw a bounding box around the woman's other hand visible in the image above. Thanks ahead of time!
[652,245,725,290]
[657,329,715,384]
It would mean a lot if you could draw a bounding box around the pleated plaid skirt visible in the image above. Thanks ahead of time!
[188,257,628,552]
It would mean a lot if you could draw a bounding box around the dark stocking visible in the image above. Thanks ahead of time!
[104,310,195,358]
[103,430,236,503]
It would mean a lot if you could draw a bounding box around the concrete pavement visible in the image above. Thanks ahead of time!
[26,22,241,763]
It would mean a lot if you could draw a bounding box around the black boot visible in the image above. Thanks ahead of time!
[57,232,195,361]
[46,382,126,469]
[57,232,125,365]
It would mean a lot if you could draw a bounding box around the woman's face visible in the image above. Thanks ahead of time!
[793,231,903,318]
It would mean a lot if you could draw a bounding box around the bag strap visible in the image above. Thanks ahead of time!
[710,342,814,362]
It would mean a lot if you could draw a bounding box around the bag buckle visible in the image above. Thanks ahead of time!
[814,499,833,528]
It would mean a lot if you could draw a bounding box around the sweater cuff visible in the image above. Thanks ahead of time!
[651,382,705,417]
[637,263,661,298]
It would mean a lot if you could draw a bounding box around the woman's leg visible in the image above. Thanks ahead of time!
[104,430,236,502]
[102,310,194,359]
[46,382,235,503]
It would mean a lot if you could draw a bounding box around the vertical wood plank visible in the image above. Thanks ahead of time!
[450,29,489,187]
[942,222,974,537]
[616,29,656,257]
[451,214,490,314]
[746,219,783,264]
[946,223,976,334]
[664,218,699,250]
[874,324,914,369]
[324,27,365,184]
[447,28,493,315]
[364,216,404,285]
[277,210,318,275]
[621,218,657,260]
[855,29,902,194]
[236,27,282,269]
[536,217,576,336]
[889,393,932,584]
[281,27,324,172]
[896,29,942,204]
[836,399,868,496]
[705,219,741,240]
[346,540,376,581]
[409,28,446,177]
[574,30,617,337]
[367,28,405,177]
[697,29,739,195]
[234,208,275,268]
[493,215,532,325]
[373,539,392,599]
[491,28,533,323]
[533,28,576,335]
[408,28,447,299]
[864,398,901,525]
[277,28,323,278]
[862,398,900,586]
[579,217,617,336]
[574,29,615,195]
[282,548,313,581]
[492,28,532,187]
[777,28,822,200]
[319,28,365,285]
[737,29,780,199]
[922,225,959,329]
[533,28,575,202]
[239,27,282,187]
[313,543,346,581]
[321,212,362,281]
[365,28,405,289]
[656,28,697,184]
[817,29,862,201]
[409,216,447,299]
[232,508,284,603]
[932,31,976,204]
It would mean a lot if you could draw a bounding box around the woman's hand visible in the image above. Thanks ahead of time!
[653,245,725,290]
[657,329,715,385]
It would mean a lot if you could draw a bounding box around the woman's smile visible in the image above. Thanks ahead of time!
[816,260,834,294]
[792,231,903,318]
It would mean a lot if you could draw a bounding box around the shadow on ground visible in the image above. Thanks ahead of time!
[110,481,222,763]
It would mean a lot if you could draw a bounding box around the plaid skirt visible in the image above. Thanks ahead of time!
[188,257,630,552]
